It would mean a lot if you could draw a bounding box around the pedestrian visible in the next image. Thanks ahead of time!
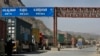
[96,41,100,54]
[0,39,5,56]
[77,38,83,49]
[6,37,13,56]
[71,37,76,48]
[58,42,61,51]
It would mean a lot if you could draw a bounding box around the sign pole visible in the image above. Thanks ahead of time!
[53,7,57,47]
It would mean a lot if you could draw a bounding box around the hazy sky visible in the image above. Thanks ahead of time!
[21,0,100,35]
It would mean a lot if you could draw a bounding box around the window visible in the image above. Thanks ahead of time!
[8,30,11,33]
[12,27,15,30]
[11,34,15,37]
[11,34,15,39]
[12,30,15,33]
[11,24,15,26]
[8,19,12,23]
[12,21,15,23]
[8,27,11,30]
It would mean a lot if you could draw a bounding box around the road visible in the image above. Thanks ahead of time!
[12,46,100,56]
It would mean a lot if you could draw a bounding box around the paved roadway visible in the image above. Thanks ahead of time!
[13,46,100,56]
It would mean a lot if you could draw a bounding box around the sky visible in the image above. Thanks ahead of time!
[21,0,100,35]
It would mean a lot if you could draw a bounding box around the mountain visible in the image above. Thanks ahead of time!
[0,0,24,7]
[0,0,53,36]
[66,31,100,40]
[34,19,53,35]
[58,29,100,40]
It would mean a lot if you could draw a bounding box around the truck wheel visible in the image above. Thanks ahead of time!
[17,46,22,54]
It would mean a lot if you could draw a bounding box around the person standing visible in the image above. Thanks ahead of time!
[58,42,61,51]
[6,37,13,56]
[77,38,83,49]
[0,39,5,56]
[96,41,100,53]
[71,37,76,48]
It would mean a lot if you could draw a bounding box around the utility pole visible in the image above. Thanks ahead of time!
[53,7,57,47]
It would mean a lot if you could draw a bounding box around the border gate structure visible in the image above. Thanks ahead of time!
[1,7,100,47]
[53,7,100,47]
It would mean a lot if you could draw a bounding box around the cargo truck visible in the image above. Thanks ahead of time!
[32,28,40,43]
[32,28,40,50]
[58,34,65,46]
[0,19,7,40]
[0,19,7,54]
[58,34,65,43]
[5,17,32,53]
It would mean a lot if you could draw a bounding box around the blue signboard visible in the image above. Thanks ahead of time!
[1,7,54,17]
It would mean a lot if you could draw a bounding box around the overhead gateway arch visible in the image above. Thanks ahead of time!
[53,7,100,47]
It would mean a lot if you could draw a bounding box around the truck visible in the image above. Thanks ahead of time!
[32,28,40,43]
[58,34,65,44]
[32,28,40,50]
[0,19,7,40]
[5,17,32,53]
[0,19,7,54]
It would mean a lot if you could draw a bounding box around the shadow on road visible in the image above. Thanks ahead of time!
[20,50,48,54]
[0,51,47,56]
[12,55,25,56]
[0,55,25,56]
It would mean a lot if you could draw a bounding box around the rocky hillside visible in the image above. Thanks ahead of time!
[0,0,53,36]
[64,31,100,40]
[58,29,100,40]
[21,18,53,36]
[58,30,100,41]
[34,19,53,35]
[0,0,24,7]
